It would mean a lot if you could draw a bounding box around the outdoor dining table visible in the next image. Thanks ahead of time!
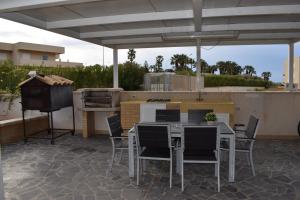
[128,121,236,182]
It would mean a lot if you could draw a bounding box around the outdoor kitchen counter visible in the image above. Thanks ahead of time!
[120,101,235,129]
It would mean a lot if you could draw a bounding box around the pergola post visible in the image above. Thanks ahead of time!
[288,42,295,91]
[113,48,119,88]
[196,39,202,91]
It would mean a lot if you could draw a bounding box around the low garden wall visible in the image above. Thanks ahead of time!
[122,91,300,139]
[0,115,49,144]
[1,91,300,140]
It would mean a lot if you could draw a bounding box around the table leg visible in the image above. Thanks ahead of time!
[128,133,135,178]
[228,135,235,182]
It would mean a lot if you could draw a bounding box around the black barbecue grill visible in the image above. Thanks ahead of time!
[19,73,75,144]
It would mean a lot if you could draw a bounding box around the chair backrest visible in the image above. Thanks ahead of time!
[188,109,213,123]
[245,115,259,139]
[135,124,171,151]
[182,126,219,153]
[156,109,180,122]
[106,115,123,137]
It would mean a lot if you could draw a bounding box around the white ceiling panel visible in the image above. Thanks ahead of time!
[0,0,299,48]
[20,6,82,21]
[65,0,154,18]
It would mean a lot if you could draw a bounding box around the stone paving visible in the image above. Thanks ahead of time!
[2,134,300,200]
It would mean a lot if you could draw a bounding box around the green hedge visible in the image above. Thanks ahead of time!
[0,60,147,94]
[0,60,272,95]
[204,74,272,88]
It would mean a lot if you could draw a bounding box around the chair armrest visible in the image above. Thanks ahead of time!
[234,123,245,127]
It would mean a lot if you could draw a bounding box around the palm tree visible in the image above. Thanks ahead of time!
[170,54,188,71]
[244,65,256,76]
[153,55,164,72]
[205,65,218,74]
[127,49,136,63]
[262,72,272,81]
[216,61,242,75]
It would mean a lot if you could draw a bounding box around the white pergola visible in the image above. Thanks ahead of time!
[0,0,300,90]
[0,1,300,198]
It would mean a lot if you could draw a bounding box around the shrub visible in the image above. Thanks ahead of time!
[204,74,272,88]
[0,60,147,94]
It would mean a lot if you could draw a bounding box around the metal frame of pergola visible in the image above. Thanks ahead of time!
[1,1,300,198]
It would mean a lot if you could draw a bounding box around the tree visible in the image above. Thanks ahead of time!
[127,49,136,63]
[262,72,272,81]
[244,65,256,76]
[171,54,188,71]
[170,54,196,71]
[216,61,243,75]
[143,61,149,72]
[152,55,164,72]
[204,65,218,74]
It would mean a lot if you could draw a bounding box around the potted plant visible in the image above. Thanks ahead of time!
[204,112,217,125]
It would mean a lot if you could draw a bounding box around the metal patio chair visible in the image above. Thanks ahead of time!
[106,114,128,172]
[180,126,220,192]
[135,123,173,188]
[156,109,180,122]
[221,115,259,176]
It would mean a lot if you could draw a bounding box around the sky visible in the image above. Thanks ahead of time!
[0,18,299,82]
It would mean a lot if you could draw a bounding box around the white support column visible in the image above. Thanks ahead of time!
[113,48,119,88]
[288,42,295,91]
[196,39,202,91]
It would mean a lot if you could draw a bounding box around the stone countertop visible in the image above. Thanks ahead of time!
[120,101,234,104]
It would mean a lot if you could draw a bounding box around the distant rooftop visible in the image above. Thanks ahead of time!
[0,42,64,54]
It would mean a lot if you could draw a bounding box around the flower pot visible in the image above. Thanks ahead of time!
[206,121,216,125]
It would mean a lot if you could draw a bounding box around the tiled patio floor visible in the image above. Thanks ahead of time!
[2,134,300,200]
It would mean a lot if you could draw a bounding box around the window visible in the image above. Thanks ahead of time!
[0,53,7,60]
[21,53,30,61]
[42,55,48,60]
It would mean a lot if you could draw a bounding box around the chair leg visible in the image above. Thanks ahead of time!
[137,158,140,185]
[217,161,220,192]
[246,153,251,165]
[109,146,115,172]
[249,151,256,176]
[181,159,184,192]
[170,159,172,189]
[118,149,123,164]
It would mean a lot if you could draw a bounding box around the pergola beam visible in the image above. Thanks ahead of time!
[0,12,46,29]
[203,22,300,32]
[102,37,163,45]
[192,0,203,32]
[45,5,300,29]
[47,10,193,29]
[114,39,291,49]
[80,22,300,39]
[203,5,300,17]
[80,26,195,38]
[0,0,104,13]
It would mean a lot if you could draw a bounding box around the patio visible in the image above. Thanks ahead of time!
[2,134,300,200]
